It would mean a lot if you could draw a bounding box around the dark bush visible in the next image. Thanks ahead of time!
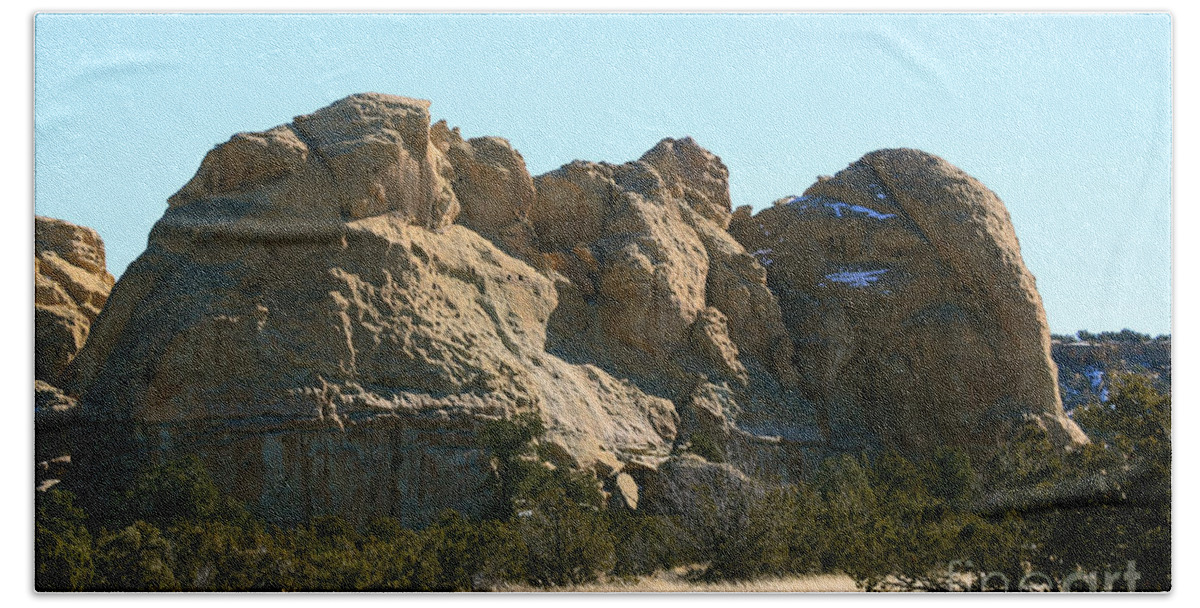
[35,488,95,591]
[32,377,1169,592]
[93,521,180,591]
[126,456,220,528]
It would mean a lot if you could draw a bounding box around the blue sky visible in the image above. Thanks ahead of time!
[33,13,1171,335]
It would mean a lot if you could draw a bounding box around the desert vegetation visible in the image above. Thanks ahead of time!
[36,375,1169,592]
[39,96,1160,593]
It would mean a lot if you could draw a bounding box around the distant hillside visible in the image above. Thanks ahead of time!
[1051,330,1171,410]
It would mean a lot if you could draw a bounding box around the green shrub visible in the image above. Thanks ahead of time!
[167,519,283,591]
[519,489,615,587]
[94,521,180,591]
[35,488,96,591]
[608,511,688,577]
[126,456,220,528]
[702,487,793,580]
[688,431,726,463]
[1032,375,1171,591]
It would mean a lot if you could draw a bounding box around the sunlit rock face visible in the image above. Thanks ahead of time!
[35,216,115,384]
[527,136,819,484]
[48,94,1084,524]
[35,216,115,494]
[730,149,1086,456]
[65,94,680,526]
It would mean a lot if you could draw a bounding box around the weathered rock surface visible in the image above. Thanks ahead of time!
[526,137,816,482]
[729,149,1086,455]
[35,380,79,492]
[169,93,460,229]
[65,94,678,526]
[432,121,538,260]
[47,95,1086,524]
[34,215,110,492]
[35,216,115,383]
[633,454,765,536]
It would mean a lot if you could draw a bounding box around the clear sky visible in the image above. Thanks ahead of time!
[33,13,1171,335]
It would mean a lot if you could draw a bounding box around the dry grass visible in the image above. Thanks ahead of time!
[492,567,861,592]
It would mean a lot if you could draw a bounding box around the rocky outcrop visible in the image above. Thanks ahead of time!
[169,94,460,229]
[432,121,538,260]
[526,137,815,482]
[49,94,1086,525]
[632,454,765,540]
[35,216,115,384]
[529,140,797,390]
[730,149,1086,455]
[65,94,678,526]
[35,380,79,492]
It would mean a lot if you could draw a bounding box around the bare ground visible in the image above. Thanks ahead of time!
[492,567,861,592]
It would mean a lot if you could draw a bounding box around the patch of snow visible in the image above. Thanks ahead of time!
[824,269,889,288]
[845,203,895,220]
[789,195,895,220]
[752,248,774,265]
[867,183,890,201]
[1085,368,1109,403]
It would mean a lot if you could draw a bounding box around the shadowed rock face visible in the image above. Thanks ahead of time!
[35,216,113,493]
[47,95,1084,523]
[35,216,115,384]
[729,149,1086,455]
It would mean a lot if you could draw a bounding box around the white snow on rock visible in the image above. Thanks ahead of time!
[1085,368,1110,402]
[824,269,889,288]
[751,248,775,266]
[867,183,889,201]
[784,195,895,220]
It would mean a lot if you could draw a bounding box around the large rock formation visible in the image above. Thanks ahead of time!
[432,121,538,260]
[51,94,1085,524]
[35,216,115,384]
[729,149,1086,455]
[64,94,679,525]
[525,137,816,481]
